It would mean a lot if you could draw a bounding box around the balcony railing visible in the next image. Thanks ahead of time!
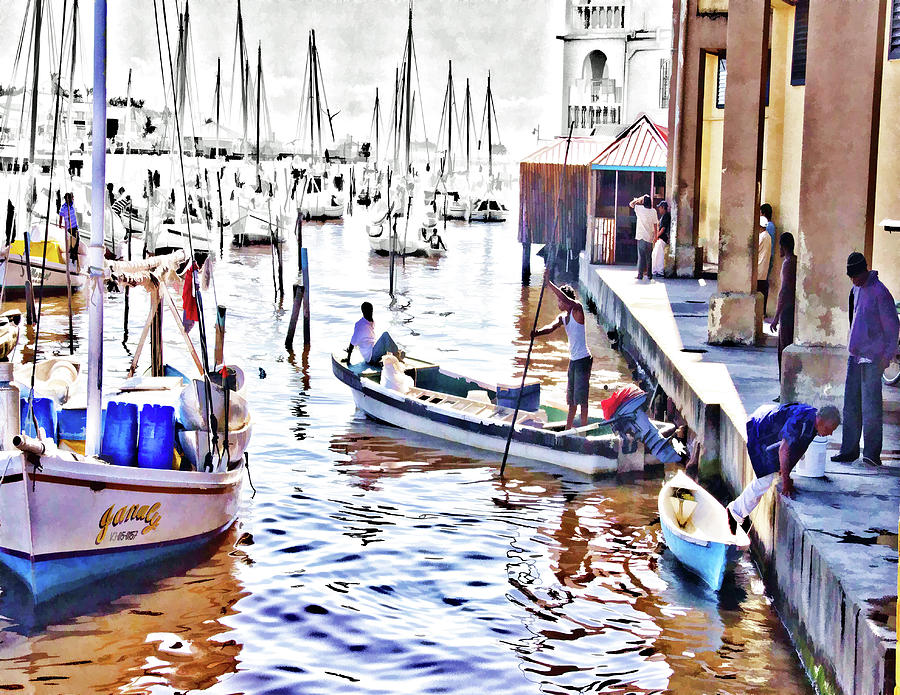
[571,2,625,31]
[568,103,622,130]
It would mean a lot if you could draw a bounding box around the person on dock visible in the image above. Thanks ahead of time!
[769,232,796,386]
[726,403,841,534]
[629,194,656,281]
[831,252,900,467]
[57,192,79,265]
[345,302,403,366]
[651,200,670,277]
[532,270,593,430]
[758,203,776,314]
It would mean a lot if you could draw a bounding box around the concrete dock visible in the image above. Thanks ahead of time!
[579,257,898,695]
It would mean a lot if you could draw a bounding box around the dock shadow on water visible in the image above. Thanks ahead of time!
[0,202,812,693]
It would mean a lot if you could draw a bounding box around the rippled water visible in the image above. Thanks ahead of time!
[0,202,812,693]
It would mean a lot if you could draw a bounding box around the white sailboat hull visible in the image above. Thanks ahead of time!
[0,256,85,294]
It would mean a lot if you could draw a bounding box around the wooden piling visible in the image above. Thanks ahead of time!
[285,282,303,351]
[521,239,531,285]
[285,248,311,349]
[301,247,310,344]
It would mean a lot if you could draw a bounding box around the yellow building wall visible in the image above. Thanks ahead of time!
[874,18,900,299]
[698,53,723,264]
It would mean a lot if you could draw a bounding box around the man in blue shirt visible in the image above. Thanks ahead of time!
[727,403,841,534]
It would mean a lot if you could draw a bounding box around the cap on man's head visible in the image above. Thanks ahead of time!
[846,252,867,277]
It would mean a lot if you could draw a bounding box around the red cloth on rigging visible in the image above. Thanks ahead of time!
[182,263,200,323]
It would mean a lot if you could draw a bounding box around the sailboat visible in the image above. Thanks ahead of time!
[0,2,251,602]
[365,3,445,257]
[229,42,284,246]
[469,72,508,223]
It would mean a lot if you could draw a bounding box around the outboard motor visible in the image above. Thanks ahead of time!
[603,386,685,464]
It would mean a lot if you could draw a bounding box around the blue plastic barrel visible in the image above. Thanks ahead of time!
[20,397,57,441]
[137,404,176,470]
[100,401,139,467]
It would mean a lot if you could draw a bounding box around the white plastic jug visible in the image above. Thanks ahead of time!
[793,436,828,478]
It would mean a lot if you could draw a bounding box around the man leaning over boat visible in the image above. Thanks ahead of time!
[344,302,404,366]
[726,403,841,535]
[531,270,593,430]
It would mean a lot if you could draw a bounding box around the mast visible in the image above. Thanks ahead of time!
[464,78,472,176]
[214,57,220,159]
[255,42,261,169]
[29,0,43,164]
[374,88,380,162]
[86,0,108,457]
[403,4,413,173]
[486,71,493,179]
[447,61,453,171]
[307,32,315,156]
[312,30,323,157]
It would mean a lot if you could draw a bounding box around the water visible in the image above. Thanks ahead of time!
[0,195,812,693]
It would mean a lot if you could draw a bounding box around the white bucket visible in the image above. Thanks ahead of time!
[793,436,828,478]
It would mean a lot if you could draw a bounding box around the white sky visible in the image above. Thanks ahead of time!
[0,0,564,160]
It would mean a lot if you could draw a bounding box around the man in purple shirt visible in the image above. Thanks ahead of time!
[832,252,900,467]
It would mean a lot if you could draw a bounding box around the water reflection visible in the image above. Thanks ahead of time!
[0,184,812,693]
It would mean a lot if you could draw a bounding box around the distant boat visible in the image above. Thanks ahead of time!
[658,470,750,591]
[332,354,683,475]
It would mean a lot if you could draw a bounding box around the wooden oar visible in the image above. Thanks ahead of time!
[500,121,574,477]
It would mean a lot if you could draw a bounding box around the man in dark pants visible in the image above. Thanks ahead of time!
[832,253,899,467]
[769,232,796,383]
[727,403,841,534]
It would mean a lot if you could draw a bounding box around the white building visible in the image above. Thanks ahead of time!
[559,0,672,137]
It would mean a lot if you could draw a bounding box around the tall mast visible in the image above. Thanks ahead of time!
[307,32,315,156]
[447,61,453,171]
[392,66,399,171]
[312,30,324,157]
[255,42,261,169]
[29,0,43,164]
[374,88,380,162]
[86,0,108,457]
[403,4,412,173]
[214,57,220,159]
[486,71,493,179]
[464,78,472,176]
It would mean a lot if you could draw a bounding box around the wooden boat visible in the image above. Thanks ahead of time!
[0,232,86,295]
[0,15,251,602]
[658,470,750,591]
[332,354,683,475]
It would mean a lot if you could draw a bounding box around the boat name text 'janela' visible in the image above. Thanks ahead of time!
[96,503,162,544]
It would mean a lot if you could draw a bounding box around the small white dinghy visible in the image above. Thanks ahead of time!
[658,470,749,591]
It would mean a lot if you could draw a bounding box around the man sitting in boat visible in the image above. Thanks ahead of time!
[531,270,593,430]
[726,403,841,535]
[344,302,403,366]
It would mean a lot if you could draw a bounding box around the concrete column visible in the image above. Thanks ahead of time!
[707,0,769,346]
[782,0,887,404]
[667,0,726,278]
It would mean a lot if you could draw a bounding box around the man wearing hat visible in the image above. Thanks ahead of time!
[832,252,899,467]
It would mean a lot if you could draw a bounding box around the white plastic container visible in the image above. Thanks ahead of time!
[0,362,20,449]
[793,436,828,478]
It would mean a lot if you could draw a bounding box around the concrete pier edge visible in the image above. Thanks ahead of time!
[578,253,896,695]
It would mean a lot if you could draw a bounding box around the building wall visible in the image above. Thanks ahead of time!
[698,53,723,264]
[874,16,900,298]
[624,46,671,126]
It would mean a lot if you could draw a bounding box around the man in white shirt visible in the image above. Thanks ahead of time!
[757,226,772,313]
[345,302,402,365]
[629,195,657,280]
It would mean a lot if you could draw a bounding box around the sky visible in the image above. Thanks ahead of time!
[0,0,565,160]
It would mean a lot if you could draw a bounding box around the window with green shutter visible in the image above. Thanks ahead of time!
[790,0,809,85]
[890,0,900,60]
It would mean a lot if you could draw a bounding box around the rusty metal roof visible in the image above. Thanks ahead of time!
[590,115,668,171]
[520,136,613,166]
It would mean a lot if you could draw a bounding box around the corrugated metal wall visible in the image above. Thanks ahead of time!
[517,162,590,251]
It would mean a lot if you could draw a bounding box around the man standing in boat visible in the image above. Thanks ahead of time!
[532,270,593,430]
[726,403,841,534]
[345,302,403,366]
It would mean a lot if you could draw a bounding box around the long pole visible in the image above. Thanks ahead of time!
[486,71,493,180]
[85,0,108,457]
[29,0,43,164]
[500,121,574,476]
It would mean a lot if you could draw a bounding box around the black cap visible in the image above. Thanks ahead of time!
[846,252,867,277]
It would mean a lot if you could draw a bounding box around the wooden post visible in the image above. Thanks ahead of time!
[285,281,303,351]
[214,304,226,366]
[216,168,225,256]
[389,217,396,297]
[275,219,284,298]
[301,247,310,344]
[521,238,531,285]
[22,231,36,325]
[150,284,164,377]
